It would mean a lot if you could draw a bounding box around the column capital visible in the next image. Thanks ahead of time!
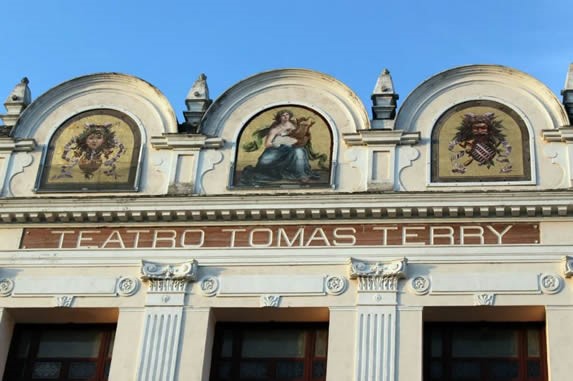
[349,258,407,292]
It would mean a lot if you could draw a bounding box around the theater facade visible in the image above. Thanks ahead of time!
[0,64,572,380]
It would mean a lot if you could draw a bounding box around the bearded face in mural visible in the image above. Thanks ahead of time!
[448,112,512,174]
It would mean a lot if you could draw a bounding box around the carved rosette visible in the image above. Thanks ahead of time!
[539,273,562,294]
[325,275,347,295]
[350,258,407,292]
[261,295,281,307]
[0,279,14,297]
[410,276,430,295]
[474,293,495,306]
[117,276,140,297]
[141,260,198,293]
[55,295,74,308]
[199,277,219,297]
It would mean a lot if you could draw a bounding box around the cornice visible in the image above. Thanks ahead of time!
[1,191,573,224]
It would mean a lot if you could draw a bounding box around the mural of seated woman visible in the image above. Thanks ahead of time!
[238,110,322,186]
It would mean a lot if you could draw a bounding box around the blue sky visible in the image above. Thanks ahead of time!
[0,1,571,120]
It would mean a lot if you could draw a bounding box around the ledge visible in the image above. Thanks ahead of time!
[150,134,224,150]
[0,191,573,224]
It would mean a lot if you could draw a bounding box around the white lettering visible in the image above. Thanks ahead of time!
[180,229,205,248]
[373,226,398,245]
[305,228,331,246]
[277,227,305,247]
[430,226,454,245]
[76,230,101,248]
[249,228,273,247]
[333,227,356,246]
[222,228,246,247]
[102,230,126,248]
[486,225,513,244]
[402,226,426,245]
[126,230,150,248]
[51,230,75,249]
[460,226,484,245]
[152,230,177,248]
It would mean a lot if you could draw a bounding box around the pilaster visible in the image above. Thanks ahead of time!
[350,258,407,381]
[136,260,198,381]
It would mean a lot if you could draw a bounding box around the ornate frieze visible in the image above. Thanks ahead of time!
[0,279,14,297]
[141,260,197,293]
[350,258,407,292]
[474,293,495,306]
[539,273,562,294]
[325,275,347,295]
[409,276,430,295]
[116,276,140,297]
[199,277,219,297]
[563,256,573,277]
[260,295,281,307]
[55,295,74,308]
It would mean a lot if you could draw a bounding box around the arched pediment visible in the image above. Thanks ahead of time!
[394,65,570,190]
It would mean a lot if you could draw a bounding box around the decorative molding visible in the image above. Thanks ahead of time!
[3,192,573,223]
[343,130,420,146]
[141,260,198,294]
[150,134,223,150]
[198,150,224,195]
[0,137,35,153]
[474,293,495,306]
[542,126,573,143]
[409,276,430,295]
[55,295,74,307]
[260,294,281,307]
[116,276,140,297]
[539,273,562,294]
[563,256,573,277]
[350,258,407,292]
[325,275,347,295]
[141,260,198,281]
[199,277,219,297]
[0,279,14,297]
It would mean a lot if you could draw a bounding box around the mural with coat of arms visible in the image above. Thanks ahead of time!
[431,100,530,182]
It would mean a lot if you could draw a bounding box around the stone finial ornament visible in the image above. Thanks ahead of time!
[371,68,399,127]
[0,77,32,134]
[182,73,212,132]
[562,63,573,123]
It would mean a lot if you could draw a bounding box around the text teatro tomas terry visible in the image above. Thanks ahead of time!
[21,223,539,249]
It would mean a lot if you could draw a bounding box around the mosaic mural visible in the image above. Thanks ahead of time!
[38,109,140,191]
[234,106,332,188]
[432,101,530,182]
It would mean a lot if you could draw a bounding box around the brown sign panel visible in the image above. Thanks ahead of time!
[21,223,539,250]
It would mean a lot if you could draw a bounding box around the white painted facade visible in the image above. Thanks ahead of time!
[0,64,572,380]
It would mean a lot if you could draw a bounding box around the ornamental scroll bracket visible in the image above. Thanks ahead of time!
[349,258,407,293]
[140,260,198,306]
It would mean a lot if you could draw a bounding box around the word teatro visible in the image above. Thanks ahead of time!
[21,223,539,249]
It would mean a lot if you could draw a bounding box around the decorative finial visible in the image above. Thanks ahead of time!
[562,63,573,123]
[371,69,399,127]
[1,77,32,131]
[181,73,212,133]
